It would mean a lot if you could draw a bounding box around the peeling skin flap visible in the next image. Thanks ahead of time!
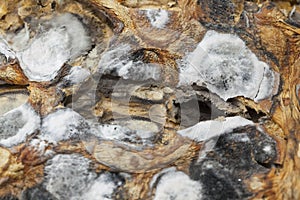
[150,167,202,200]
[98,44,161,81]
[17,13,91,82]
[178,30,278,102]
[39,108,90,145]
[177,116,254,142]
[0,103,40,147]
[0,38,16,62]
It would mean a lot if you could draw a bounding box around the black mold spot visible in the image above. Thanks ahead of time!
[197,0,237,25]
[265,3,276,11]
[245,106,266,123]
[0,195,19,200]
[51,1,56,10]
[189,126,278,199]
[21,184,57,200]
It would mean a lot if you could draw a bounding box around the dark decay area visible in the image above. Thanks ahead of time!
[174,86,267,128]
[66,70,268,128]
[189,126,278,200]
[175,97,225,128]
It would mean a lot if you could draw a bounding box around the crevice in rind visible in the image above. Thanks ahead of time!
[75,0,124,33]
[0,84,29,95]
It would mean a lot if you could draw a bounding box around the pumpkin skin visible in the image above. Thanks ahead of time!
[0,0,299,199]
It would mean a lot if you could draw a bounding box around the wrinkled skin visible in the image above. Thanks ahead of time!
[0,0,299,199]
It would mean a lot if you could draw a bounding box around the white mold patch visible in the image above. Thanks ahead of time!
[178,116,254,142]
[5,24,30,52]
[0,38,16,63]
[82,173,123,200]
[145,9,169,29]
[255,66,279,101]
[227,133,251,143]
[62,66,91,85]
[39,108,90,145]
[29,138,54,156]
[263,145,272,153]
[178,30,278,102]
[0,103,40,147]
[44,154,97,200]
[98,44,161,81]
[91,124,155,147]
[150,167,202,200]
[44,154,123,200]
[92,124,134,141]
[17,13,91,81]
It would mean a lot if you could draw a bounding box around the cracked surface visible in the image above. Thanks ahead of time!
[0,0,299,199]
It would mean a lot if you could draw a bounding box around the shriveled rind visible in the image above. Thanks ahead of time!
[90,134,191,173]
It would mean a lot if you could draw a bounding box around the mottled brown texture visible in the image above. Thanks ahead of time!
[0,63,29,85]
[28,83,63,116]
[0,0,299,199]
[91,134,191,173]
